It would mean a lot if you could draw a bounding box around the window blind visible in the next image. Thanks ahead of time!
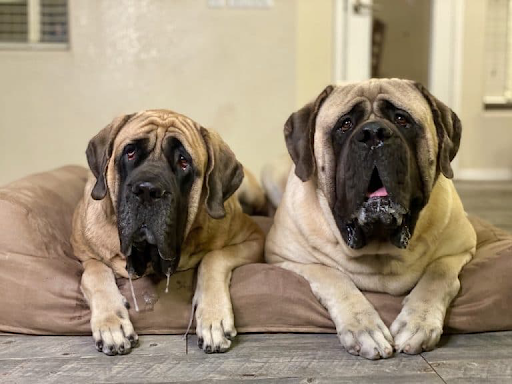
[0,1,28,43]
[484,0,512,105]
[40,0,67,43]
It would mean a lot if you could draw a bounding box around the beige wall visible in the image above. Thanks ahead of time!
[296,0,333,107]
[0,0,303,185]
[458,0,512,177]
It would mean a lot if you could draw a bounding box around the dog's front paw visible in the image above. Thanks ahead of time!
[390,305,443,354]
[91,304,139,356]
[337,312,394,360]
[194,294,236,354]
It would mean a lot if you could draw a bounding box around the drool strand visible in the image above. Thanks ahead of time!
[128,274,140,312]
[165,268,171,294]
[183,302,196,340]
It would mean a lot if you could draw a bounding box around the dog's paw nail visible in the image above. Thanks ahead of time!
[128,335,138,348]
[204,345,212,354]
[197,337,204,349]
[104,345,116,356]
[95,340,103,351]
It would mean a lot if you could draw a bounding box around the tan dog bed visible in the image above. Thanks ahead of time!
[0,166,511,335]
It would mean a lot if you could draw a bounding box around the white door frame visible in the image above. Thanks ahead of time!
[429,0,465,174]
[333,0,465,171]
[333,0,372,84]
[429,0,465,113]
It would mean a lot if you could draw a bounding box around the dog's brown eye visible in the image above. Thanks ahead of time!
[340,117,353,132]
[394,114,409,127]
[178,155,188,170]
[125,145,136,161]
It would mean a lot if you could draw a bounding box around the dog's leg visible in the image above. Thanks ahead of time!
[390,252,472,354]
[193,231,263,354]
[81,259,138,356]
[278,261,394,360]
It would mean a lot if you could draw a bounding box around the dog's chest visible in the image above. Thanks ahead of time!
[334,246,429,295]
[303,184,433,295]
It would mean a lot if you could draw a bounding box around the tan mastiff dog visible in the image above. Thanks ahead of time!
[72,110,264,355]
[265,79,477,359]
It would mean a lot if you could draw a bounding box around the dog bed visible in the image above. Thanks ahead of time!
[1,166,511,335]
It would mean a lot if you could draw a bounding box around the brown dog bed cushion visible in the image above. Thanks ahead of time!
[0,166,511,335]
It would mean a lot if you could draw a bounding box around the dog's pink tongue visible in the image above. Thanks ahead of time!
[367,186,388,198]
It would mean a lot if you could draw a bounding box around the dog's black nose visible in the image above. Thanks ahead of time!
[131,181,165,202]
[358,122,393,147]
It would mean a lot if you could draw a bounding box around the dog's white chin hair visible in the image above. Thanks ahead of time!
[353,197,407,227]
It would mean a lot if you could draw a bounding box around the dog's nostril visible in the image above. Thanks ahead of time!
[132,181,165,201]
[357,129,371,143]
[149,187,164,199]
[377,126,393,140]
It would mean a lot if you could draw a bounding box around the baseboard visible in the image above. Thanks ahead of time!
[456,168,512,181]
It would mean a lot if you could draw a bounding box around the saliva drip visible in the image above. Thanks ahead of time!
[128,274,140,312]
[165,268,171,294]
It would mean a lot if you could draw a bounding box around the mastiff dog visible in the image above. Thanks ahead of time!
[265,79,477,359]
[72,110,264,355]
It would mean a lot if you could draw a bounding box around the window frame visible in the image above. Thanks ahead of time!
[483,0,512,109]
[0,0,69,50]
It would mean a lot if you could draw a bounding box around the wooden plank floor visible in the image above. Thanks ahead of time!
[1,332,512,383]
[455,180,512,233]
[1,181,510,383]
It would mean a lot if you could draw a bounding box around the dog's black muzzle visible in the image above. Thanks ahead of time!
[117,162,184,278]
[333,120,424,250]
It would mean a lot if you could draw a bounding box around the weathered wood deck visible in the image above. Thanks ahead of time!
[1,332,511,383]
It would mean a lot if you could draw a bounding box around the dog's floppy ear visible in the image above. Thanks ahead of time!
[284,85,334,182]
[86,113,135,200]
[414,82,462,179]
[200,127,244,219]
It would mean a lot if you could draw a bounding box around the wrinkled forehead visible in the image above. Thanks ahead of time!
[113,110,207,170]
[316,79,434,130]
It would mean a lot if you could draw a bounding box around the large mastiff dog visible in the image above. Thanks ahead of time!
[72,110,264,355]
[265,79,476,359]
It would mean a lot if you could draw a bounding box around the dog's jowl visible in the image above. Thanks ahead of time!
[72,110,264,355]
[265,79,476,360]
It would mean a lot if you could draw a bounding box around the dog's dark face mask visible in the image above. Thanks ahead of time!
[116,137,195,278]
[331,101,424,249]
